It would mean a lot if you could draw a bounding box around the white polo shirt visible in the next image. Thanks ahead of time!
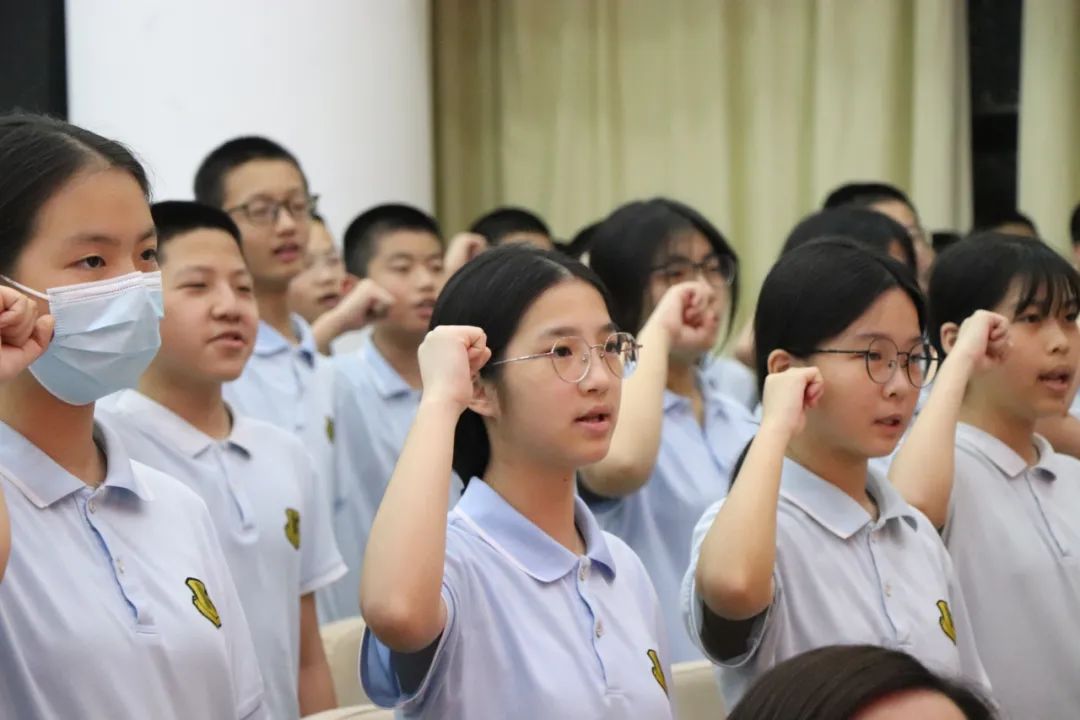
[946,423,1080,718]
[592,377,757,663]
[320,335,464,623]
[223,315,338,501]
[0,420,266,719]
[682,458,989,707]
[101,390,346,720]
[361,479,674,719]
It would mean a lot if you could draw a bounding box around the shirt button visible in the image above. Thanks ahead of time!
[87,499,97,513]
[595,620,604,638]
[884,582,892,597]
[116,558,125,575]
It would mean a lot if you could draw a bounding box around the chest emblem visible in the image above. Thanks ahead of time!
[937,599,956,644]
[285,508,301,550]
[185,577,222,628]
[647,649,668,695]
[325,416,335,443]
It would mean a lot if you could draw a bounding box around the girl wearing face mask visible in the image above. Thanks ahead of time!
[359,245,674,718]
[0,114,267,719]
[682,238,995,708]
[582,198,758,663]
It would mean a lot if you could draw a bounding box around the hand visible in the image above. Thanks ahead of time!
[647,281,721,350]
[759,367,824,440]
[947,310,1010,374]
[444,233,489,277]
[417,326,492,412]
[0,287,52,383]
[331,278,396,332]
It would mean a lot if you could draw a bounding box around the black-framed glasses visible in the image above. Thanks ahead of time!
[651,255,736,287]
[489,332,640,384]
[811,337,940,388]
[226,194,320,227]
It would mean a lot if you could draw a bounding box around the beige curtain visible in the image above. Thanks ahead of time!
[434,0,971,319]
[1018,0,1080,253]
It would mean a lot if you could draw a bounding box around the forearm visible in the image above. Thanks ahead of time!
[581,321,672,496]
[696,424,787,620]
[359,398,458,651]
[311,308,348,355]
[889,355,973,528]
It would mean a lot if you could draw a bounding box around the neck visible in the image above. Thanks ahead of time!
[666,356,700,397]
[256,285,297,344]
[959,392,1038,464]
[372,326,424,389]
[482,447,583,555]
[0,373,105,486]
[139,367,231,440]
[787,432,876,516]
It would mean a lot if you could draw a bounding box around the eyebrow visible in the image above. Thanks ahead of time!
[851,331,925,344]
[68,227,157,246]
[539,322,619,340]
[385,251,444,263]
[175,265,251,278]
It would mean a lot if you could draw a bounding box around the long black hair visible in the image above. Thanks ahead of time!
[430,245,615,483]
[588,198,739,337]
[728,644,995,720]
[0,113,150,276]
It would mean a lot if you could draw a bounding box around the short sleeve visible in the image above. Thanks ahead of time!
[681,498,777,668]
[942,547,992,692]
[360,528,472,711]
[296,443,346,595]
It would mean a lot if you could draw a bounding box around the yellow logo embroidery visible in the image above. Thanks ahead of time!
[937,599,956,644]
[325,416,335,443]
[647,649,668,695]
[285,508,301,550]
[186,577,222,628]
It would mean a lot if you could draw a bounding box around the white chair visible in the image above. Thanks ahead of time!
[673,660,726,719]
[303,705,394,720]
[320,616,370,708]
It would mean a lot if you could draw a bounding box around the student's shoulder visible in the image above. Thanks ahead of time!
[231,414,309,457]
[129,459,212,516]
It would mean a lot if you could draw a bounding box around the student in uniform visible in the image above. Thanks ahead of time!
[359,245,673,718]
[0,113,266,719]
[823,181,933,289]
[288,213,395,355]
[469,206,555,251]
[892,232,1080,718]
[193,136,339,493]
[682,238,991,707]
[99,201,347,719]
[727,645,995,720]
[583,198,758,663]
[319,203,450,622]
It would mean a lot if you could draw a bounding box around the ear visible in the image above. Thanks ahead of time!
[766,348,797,377]
[467,375,499,419]
[939,323,960,355]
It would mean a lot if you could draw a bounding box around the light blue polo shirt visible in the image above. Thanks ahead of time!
[946,423,1080,718]
[319,334,462,623]
[592,377,757,663]
[682,458,989,707]
[101,390,346,720]
[361,479,674,719]
[702,357,759,411]
[223,315,338,503]
[0,420,267,719]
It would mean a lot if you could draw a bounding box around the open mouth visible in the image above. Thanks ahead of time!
[575,408,613,428]
[317,292,342,307]
[1038,367,1074,393]
[274,242,302,262]
[209,330,247,346]
[873,414,904,429]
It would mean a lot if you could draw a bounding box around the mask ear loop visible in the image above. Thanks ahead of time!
[0,276,48,301]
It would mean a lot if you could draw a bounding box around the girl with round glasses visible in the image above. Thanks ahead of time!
[359,245,674,718]
[583,198,758,663]
[682,238,995,708]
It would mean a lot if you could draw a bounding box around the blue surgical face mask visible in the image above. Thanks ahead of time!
[2,271,164,405]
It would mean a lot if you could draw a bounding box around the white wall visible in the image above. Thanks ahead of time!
[66,0,433,239]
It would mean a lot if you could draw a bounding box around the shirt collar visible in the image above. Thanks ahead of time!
[956,422,1057,481]
[112,390,253,460]
[253,314,317,367]
[0,418,154,508]
[453,479,616,583]
[780,458,917,539]
[358,333,416,400]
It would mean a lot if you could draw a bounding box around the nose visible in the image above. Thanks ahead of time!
[275,204,299,234]
[1047,318,1071,355]
[415,264,439,291]
[577,347,613,394]
[211,285,244,320]
[882,358,912,400]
